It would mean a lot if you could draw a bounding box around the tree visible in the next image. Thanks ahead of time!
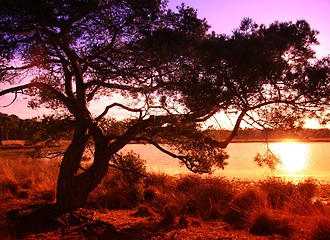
[0,113,20,140]
[0,1,329,209]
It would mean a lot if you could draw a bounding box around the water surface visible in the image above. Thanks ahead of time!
[121,142,330,182]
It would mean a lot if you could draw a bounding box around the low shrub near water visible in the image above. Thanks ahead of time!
[258,177,296,209]
[176,175,234,219]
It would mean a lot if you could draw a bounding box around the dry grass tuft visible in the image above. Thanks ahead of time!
[258,177,295,209]
[224,188,268,228]
[249,211,293,237]
[159,203,179,226]
[310,217,330,240]
[177,175,234,218]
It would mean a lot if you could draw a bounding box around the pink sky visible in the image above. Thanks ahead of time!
[1,0,329,126]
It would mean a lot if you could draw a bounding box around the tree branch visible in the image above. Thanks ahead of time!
[96,102,143,121]
[0,82,72,110]
[133,137,188,161]
[84,80,155,93]
[0,91,18,107]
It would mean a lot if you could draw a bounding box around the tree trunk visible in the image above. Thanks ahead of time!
[0,128,2,145]
[5,129,9,140]
[55,128,89,209]
[55,120,142,210]
[55,128,111,210]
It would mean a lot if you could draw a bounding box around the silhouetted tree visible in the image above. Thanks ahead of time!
[0,113,20,140]
[0,1,329,209]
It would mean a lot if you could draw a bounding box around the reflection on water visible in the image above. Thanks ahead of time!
[270,142,310,173]
[122,142,330,182]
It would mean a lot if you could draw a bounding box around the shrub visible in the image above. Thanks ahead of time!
[143,187,158,202]
[89,172,135,209]
[111,151,147,203]
[224,188,268,228]
[249,211,293,237]
[89,151,148,209]
[145,173,176,192]
[259,177,295,209]
[160,204,179,226]
[176,175,202,193]
[177,175,234,218]
[259,177,320,215]
[0,179,19,197]
[297,178,318,202]
[310,217,330,240]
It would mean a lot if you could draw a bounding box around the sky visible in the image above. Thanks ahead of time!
[168,0,330,57]
[1,0,330,127]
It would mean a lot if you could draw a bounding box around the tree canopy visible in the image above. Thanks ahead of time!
[0,0,329,208]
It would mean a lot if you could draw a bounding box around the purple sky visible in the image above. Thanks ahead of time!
[168,0,330,57]
[1,0,329,122]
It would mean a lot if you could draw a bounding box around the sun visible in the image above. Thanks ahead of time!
[270,141,310,173]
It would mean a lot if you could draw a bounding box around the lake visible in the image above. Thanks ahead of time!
[121,142,330,183]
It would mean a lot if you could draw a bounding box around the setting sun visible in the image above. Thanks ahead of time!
[270,142,310,173]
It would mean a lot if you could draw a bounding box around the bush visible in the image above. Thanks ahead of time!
[177,175,234,218]
[160,204,179,226]
[90,151,148,209]
[89,172,134,209]
[224,188,268,228]
[259,177,295,209]
[0,179,19,197]
[310,217,330,240]
[145,173,176,192]
[297,178,318,202]
[143,187,158,202]
[249,211,293,237]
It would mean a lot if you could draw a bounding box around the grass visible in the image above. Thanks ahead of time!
[0,153,330,239]
[0,157,58,201]
[249,210,293,237]
[310,217,330,240]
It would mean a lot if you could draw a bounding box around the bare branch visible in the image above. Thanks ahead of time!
[84,80,155,92]
[134,137,188,161]
[86,85,101,102]
[0,91,18,107]
[0,82,72,110]
[96,102,143,121]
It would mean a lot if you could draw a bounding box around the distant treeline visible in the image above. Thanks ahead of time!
[0,113,73,142]
[1,112,330,143]
[207,128,330,142]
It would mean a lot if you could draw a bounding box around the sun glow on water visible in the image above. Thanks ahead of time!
[270,141,310,173]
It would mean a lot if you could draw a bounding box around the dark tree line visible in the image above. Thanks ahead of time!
[207,128,330,142]
[1,112,329,143]
[0,112,73,142]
